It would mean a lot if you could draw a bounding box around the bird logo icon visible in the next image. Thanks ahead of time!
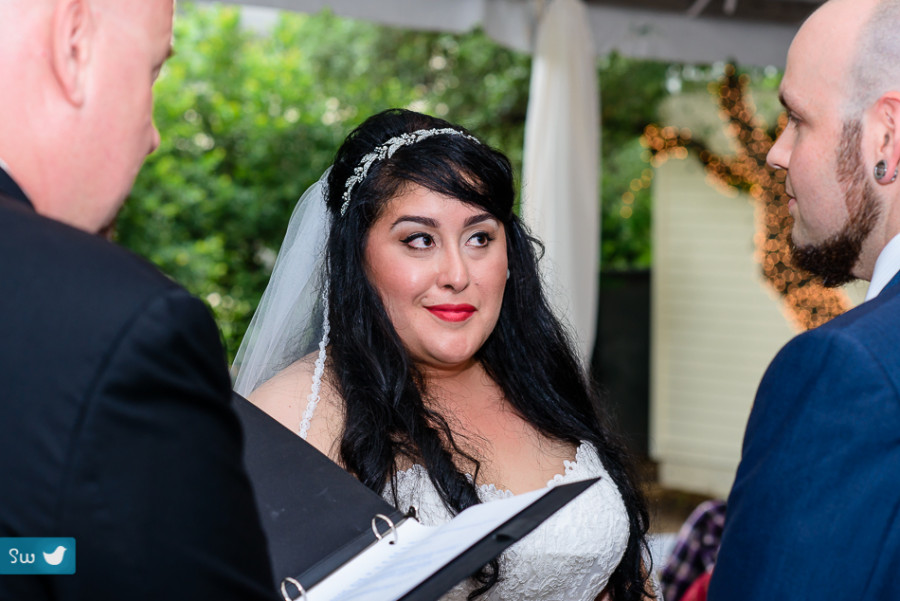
[43,546,67,566]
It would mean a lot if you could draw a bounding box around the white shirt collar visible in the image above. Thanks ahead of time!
[0,157,9,172]
[865,233,900,300]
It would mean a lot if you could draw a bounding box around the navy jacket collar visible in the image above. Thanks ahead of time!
[0,166,32,209]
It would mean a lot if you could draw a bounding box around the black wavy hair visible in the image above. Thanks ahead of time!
[323,108,651,600]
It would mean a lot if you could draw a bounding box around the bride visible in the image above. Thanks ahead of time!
[233,109,655,600]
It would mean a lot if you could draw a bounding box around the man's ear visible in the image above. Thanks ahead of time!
[50,0,92,107]
[872,92,900,184]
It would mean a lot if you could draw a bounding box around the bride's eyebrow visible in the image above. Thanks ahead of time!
[391,216,438,228]
[390,213,497,230]
[464,213,496,228]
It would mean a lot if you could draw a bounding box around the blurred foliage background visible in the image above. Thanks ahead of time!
[118,2,768,361]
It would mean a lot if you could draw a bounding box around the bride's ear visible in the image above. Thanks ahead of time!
[50,0,93,107]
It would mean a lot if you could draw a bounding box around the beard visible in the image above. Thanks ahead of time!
[790,119,881,288]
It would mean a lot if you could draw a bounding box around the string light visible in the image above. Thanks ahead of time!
[641,64,850,330]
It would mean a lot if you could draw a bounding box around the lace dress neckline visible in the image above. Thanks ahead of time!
[393,441,592,499]
[385,441,631,601]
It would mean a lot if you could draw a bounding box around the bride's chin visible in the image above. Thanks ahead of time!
[414,352,481,376]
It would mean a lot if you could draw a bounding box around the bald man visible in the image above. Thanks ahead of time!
[709,0,900,598]
[0,1,273,599]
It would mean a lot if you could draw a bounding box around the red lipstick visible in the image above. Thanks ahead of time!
[426,304,476,322]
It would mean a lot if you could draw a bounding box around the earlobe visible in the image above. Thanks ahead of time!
[50,0,92,107]
[873,93,900,184]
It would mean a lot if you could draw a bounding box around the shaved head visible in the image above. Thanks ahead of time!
[844,0,900,116]
[0,0,175,233]
[782,0,900,123]
[791,0,900,118]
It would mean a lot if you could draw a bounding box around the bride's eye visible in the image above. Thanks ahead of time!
[467,232,494,248]
[401,233,435,249]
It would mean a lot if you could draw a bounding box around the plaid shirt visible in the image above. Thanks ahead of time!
[659,500,727,601]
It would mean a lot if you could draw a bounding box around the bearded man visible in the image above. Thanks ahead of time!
[709,0,900,598]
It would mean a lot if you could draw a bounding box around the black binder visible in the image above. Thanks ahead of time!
[234,393,599,601]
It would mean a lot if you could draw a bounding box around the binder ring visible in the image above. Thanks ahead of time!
[280,577,308,601]
[371,513,398,545]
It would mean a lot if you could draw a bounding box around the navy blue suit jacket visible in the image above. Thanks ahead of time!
[0,170,274,600]
[709,272,900,599]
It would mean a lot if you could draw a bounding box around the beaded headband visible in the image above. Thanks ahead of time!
[339,127,481,216]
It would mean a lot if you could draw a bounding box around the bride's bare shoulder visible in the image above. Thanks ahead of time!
[248,355,344,461]
[248,356,315,423]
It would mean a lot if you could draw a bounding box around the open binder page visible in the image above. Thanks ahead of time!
[305,483,590,601]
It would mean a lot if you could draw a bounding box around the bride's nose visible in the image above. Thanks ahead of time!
[436,246,470,291]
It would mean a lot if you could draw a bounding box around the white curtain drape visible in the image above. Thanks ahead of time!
[522,0,599,362]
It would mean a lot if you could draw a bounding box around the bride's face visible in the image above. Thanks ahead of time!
[364,183,508,372]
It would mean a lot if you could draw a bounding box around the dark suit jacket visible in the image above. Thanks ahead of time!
[0,169,274,600]
[708,271,900,600]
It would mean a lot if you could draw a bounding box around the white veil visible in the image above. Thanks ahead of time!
[232,169,332,398]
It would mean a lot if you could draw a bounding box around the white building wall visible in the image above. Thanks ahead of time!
[649,157,869,498]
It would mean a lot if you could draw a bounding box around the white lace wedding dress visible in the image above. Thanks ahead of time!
[382,441,631,601]
[292,370,638,600]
